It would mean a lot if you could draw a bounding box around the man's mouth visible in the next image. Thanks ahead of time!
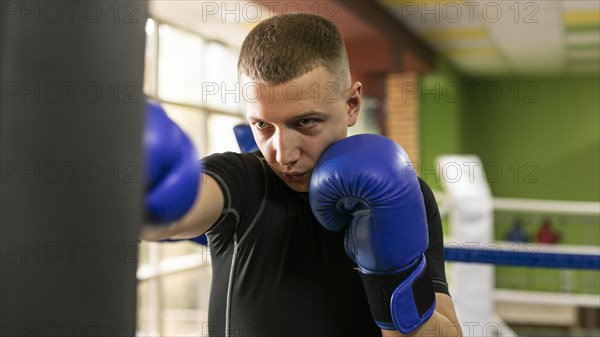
[282,172,306,182]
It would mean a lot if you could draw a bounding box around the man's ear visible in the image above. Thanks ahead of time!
[347,81,362,127]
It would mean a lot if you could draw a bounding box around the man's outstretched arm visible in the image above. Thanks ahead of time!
[142,101,223,241]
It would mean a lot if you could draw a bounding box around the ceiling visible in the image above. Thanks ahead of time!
[377,0,600,76]
[149,0,600,77]
[149,1,253,46]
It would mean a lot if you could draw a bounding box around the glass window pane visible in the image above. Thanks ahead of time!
[161,103,206,157]
[144,18,157,96]
[203,42,243,114]
[207,114,246,155]
[138,240,149,266]
[348,97,381,136]
[137,279,151,334]
[161,267,211,336]
[137,267,211,337]
[160,240,203,259]
[158,25,204,105]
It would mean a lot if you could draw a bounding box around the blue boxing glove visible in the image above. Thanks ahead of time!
[309,134,436,333]
[145,100,201,223]
[233,124,258,153]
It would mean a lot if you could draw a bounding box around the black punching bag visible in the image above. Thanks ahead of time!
[1,1,147,336]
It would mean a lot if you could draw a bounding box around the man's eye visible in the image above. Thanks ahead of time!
[255,121,267,129]
[298,119,316,127]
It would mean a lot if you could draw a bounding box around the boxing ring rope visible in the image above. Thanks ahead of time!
[432,191,600,269]
[135,232,600,277]
[433,194,600,271]
[493,197,599,215]
[444,241,600,270]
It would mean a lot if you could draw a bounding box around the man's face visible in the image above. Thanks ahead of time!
[241,66,362,192]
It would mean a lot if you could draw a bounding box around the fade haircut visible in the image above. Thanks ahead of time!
[238,13,350,87]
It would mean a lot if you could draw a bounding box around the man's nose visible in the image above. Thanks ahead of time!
[274,129,300,166]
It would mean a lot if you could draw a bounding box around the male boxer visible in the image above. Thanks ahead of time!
[144,13,462,337]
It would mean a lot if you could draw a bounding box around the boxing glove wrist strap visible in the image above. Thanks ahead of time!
[359,255,436,333]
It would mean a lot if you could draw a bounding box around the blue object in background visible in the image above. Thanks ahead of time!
[507,218,528,242]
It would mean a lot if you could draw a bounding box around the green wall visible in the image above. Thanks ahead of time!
[420,69,600,202]
[463,75,600,202]
[419,59,465,191]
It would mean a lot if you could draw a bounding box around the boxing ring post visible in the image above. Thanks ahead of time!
[1,2,147,336]
[437,155,497,337]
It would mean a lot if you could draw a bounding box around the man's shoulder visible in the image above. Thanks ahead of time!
[417,177,434,198]
[202,150,264,170]
[416,177,442,217]
[203,150,262,161]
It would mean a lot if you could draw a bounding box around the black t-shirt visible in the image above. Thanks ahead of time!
[201,151,449,337]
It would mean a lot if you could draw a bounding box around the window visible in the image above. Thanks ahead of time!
[139,17,246,337]
[203,41,242,113]
[157,25,204,105]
